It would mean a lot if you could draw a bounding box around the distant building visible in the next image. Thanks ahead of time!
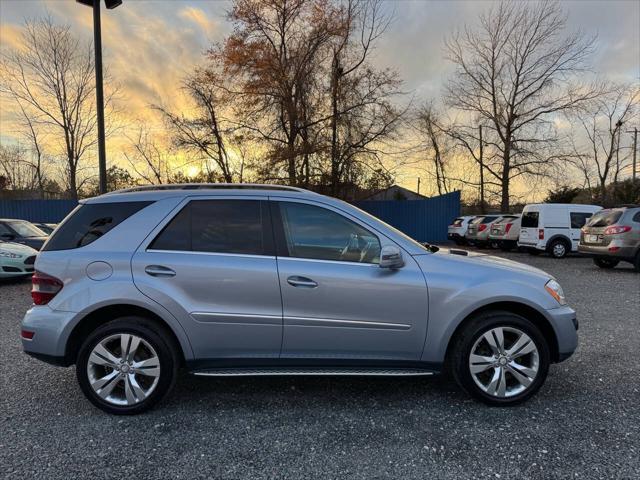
[360,185,427,201]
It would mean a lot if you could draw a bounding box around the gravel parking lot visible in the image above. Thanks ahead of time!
[1,250,638,480]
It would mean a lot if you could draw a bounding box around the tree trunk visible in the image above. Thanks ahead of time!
[330,60,340,196]
[501,144,511,212]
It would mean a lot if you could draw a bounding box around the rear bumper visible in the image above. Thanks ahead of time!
[578,244,636,259]
[21,306,77,366]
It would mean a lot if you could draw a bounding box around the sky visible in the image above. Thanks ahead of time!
[0,0,639,195]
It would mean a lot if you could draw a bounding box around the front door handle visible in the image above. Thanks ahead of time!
[145,265,176,277]
[287,276,318,288]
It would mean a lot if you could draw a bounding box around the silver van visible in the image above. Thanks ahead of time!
[21,185,578,414]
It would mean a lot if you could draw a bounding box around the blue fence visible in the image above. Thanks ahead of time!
[1,190,461,242]
[0,200,78,223]
[354,190,460,243]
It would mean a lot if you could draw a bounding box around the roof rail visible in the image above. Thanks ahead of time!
[109,183,308,194]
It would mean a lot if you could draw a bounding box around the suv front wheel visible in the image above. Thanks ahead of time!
[449,311,551,406]
[76,317,179,415]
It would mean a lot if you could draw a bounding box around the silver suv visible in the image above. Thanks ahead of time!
[21,185,578,414]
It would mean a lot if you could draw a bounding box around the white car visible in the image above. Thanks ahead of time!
[447,216,476,245]
[0,241,37,279]
[489,215,521,250]
[518,203,601,258]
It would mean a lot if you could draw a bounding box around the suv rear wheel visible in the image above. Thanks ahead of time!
[449,311,550,406]
[76,317,179,415]
[593,257,619,269]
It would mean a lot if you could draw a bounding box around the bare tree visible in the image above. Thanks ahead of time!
[570,84,639,205]
[0,144,38,191]
[155,69,237,182]
[0,17,115,200]
[445,0,601,210]
[414,103,453,196]
[124,127,174,185]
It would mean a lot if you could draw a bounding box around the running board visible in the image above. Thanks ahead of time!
[191,367,436,377]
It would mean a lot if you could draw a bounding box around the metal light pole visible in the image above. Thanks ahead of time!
[77,0,123,194]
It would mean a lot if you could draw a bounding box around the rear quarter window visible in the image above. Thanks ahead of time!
[42,202,152,251]
[586,210,622,227]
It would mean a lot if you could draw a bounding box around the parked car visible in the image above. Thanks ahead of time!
[447,216,476,245]
[489,215,521,251]
[578,206,640,271]
[0,219,49,250]
[0,241,37,279]
[465,215,501,247]
[33,223,58,235]
[518,203,601,258]
[21,184,578,414]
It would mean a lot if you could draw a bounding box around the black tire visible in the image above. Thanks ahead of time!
[548,239,570,258]
[76,317,179,415]
[634,251,640,272]
[593,257,619,269]
[489,241,500,249]
[527,248,541,256]
[448,311,551,406]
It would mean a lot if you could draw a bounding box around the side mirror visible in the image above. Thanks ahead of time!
[379,245,404,269]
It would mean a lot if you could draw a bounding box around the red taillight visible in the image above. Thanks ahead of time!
[538,229,544,240]
[608,246,621,252]
[31,271,63,305]
[21,330,35,340]
[604,225,631,235]
[478,224,487,232]
[505,223,513,233]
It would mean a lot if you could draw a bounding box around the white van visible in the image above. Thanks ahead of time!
[518,203,601,258]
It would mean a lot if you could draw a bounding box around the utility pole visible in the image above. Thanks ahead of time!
[479,125,485,214]
[627,127,638,182]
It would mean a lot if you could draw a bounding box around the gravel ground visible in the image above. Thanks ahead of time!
[1,250,638,480]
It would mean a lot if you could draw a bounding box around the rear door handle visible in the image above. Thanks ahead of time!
[287,276,318,288]
[145,265,176,277]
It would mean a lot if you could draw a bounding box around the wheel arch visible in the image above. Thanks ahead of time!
[64,304,191,366]
[546,234,571,251]
[444,301,560,364]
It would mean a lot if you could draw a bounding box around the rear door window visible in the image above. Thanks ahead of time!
[42,202,152,251]
[521,211,539,228]
[570,212,594,229]
[481,216,498,223]
[149,199,273,256]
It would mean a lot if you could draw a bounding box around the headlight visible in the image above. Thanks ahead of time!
[545,279,566,305]
[0,251,23,259]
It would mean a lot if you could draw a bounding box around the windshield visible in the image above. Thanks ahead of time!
[586,210,622,227]
[7,221,46,237]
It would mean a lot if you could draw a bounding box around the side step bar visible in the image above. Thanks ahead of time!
[191,367,436,377]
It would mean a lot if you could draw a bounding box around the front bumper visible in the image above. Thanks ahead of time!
[546,305,579,362]
[21,306,77,366]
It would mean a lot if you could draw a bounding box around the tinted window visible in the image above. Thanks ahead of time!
[278,202,380,263]
[586,210,622,227]
[633,211,640,223]
[43,202,151,251]
[0,223,11,236]
[481,216,498,223]
[470,217,483,224]
[150,200,269,255]
[451,218,463,226]
[570,212,593,229]
[521,211,539,228]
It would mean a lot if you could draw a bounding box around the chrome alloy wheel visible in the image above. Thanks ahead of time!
[552,242,566,257]
[468,327,540,398]
[87,333,160,406]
